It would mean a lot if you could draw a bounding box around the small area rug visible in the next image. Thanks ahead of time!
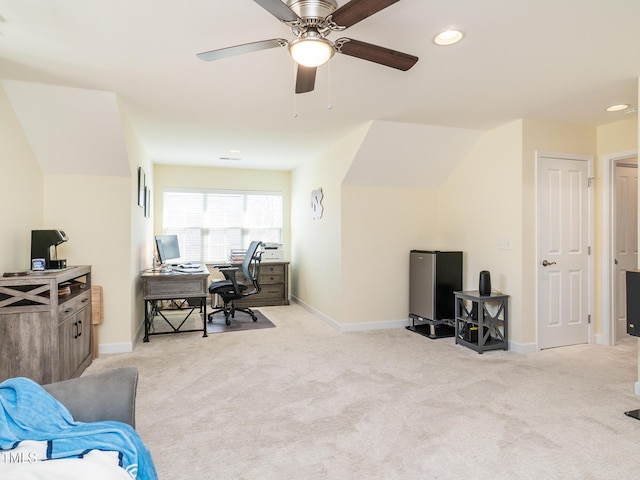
[206,309,276,334]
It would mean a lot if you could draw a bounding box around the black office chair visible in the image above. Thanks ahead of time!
[207,241,263,326]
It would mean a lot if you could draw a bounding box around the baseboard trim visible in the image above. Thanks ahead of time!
[98,342,134,354]
[508,341,537,354]
[290,297,538,352]
[291,296,413,332]
[290,296,341,330]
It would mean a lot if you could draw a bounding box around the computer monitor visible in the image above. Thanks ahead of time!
[155,234,181,265]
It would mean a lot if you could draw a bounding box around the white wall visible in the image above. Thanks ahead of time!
[0,84,43,273]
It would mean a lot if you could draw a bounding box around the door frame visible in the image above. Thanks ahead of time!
[535,151,594,350]
[601,149,638,346]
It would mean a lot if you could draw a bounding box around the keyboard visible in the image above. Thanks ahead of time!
[171,264,204,273]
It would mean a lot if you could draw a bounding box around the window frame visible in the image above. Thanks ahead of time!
[162,187,283,263]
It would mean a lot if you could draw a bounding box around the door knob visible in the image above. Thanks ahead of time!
[542,260,557,267]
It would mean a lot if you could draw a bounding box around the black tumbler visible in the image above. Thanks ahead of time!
[479,270,491,296]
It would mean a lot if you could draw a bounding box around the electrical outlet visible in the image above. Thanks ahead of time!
[498,238,512,250]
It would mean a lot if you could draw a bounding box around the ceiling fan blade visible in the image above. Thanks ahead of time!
[329,0,400,29]
[253,0,301,23]
[295,65,317,94]
[197,39,288,61]
[335,38,418,71]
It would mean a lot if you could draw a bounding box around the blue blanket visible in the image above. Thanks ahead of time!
[0,377,157,480]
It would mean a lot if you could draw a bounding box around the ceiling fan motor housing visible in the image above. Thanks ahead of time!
[286,0,338,27]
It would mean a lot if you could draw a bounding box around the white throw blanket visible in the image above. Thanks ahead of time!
[1,440,132,479]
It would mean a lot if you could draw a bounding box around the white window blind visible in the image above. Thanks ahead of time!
[162,189,283,262]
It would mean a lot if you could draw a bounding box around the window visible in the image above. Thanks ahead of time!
[162,189,283,263]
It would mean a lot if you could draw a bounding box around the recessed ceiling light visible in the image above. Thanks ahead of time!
[434,29,464,46]
[606,104,630,112]
[230,149,241,154]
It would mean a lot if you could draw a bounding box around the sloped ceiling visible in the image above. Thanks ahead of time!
[2,80,130,177]
[0,1,637,172]
[3,79,483,187]
[343,120,483,188]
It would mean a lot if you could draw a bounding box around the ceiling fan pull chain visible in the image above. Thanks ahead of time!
[293,62,298,118]
[327,60,333,110]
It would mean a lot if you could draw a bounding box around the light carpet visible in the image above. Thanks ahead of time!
[85,304,640,480]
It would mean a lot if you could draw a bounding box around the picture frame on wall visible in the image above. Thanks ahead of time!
[137,167,145,207]
[145,187,151,218]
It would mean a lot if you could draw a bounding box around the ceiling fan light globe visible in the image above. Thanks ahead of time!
[289,37,334,67]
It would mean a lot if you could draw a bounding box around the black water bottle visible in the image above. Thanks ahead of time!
[479,270,491,296]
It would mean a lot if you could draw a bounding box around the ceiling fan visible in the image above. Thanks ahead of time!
[196,0,418,94]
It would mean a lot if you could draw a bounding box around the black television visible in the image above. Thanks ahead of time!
[155,234,181,266]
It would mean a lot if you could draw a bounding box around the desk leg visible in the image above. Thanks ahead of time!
[143,300,150,342]
[202,297,208,338]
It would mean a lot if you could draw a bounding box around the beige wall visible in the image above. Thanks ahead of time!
[120,106,154,344]
[0,85,150,352]
[42,174,133,347]
[437,120,525,342]
[340,185,437,326]
[153,165,291,257]
[0,84,43,273]
[291,125,368,324]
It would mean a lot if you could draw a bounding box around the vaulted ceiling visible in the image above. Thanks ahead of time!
[0,0,638,171]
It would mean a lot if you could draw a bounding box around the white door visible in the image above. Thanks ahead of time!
[614,162,638,339]
[537,154,590,349]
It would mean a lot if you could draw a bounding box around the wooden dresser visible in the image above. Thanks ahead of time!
[0,266,92,384]
[212,261,289,308]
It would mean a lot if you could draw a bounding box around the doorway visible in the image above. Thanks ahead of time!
[602,151,638,344]
[536,152,593,350]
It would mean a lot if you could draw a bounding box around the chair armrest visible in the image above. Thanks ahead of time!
[218,267,242,288]
[43,367,138,428]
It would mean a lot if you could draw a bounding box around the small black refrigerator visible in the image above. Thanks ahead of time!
[408,250,462,338]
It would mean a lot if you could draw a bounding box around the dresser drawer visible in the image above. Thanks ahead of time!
[257,284,285,299]
[57,291,91,322]
[57,297,78,321]
[214,261,289,307]
[261,264,285,276]
[259,273,284,285]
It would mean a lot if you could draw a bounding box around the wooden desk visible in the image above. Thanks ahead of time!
[141,268,209,341]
